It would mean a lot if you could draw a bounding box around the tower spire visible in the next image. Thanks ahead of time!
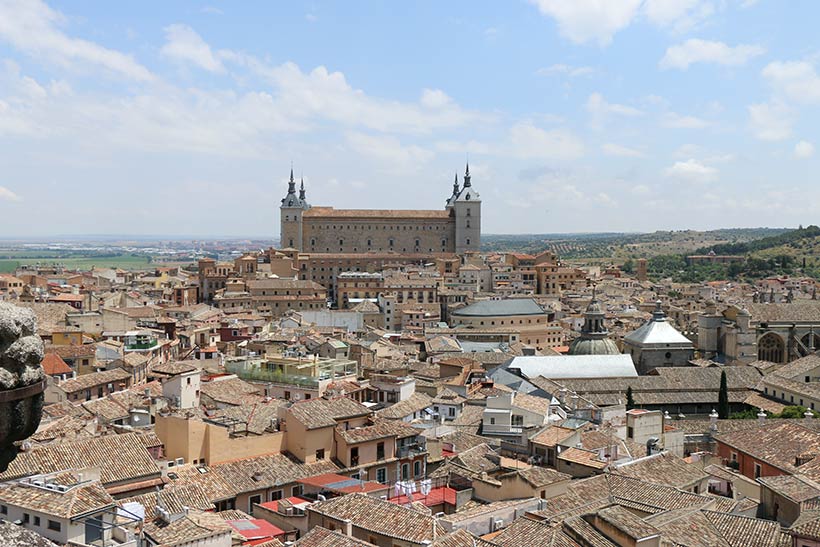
[288,165,296,194]
[453,172,460,195]
[463,162,471,188]
[299,177,306,200]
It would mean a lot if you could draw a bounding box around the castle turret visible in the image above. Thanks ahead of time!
[453,163,481,254]
[279,168,310,250]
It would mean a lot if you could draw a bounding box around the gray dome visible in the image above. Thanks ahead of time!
[568,337,621,356]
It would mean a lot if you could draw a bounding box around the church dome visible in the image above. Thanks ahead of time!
[568,291,620,356]
[568,336,620,355]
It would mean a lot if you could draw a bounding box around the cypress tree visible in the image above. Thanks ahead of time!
[626,386,635,411]
[718,370,730,419]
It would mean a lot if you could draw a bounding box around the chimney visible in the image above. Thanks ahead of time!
[342,519,353,536]
[709,409,719,432]
[182,506,189,515]
[757,410,767,425]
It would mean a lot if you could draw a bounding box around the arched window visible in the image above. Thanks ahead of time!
[758,332,785,363]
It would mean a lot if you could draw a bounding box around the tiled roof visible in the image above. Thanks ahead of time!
[122,482,214,514]
[614,452,708,489]
[199,377,263,406]
[431,528,498,547]
[41,352,73,376]
[490,516,578,547]
[308,493,436,542]
[304,206,451,219]
[757,474,820,503]
[557,447,608,470]
[0,519,60,547]
[336,418,421,444]
[292,526,375,546]
[516,466,572,488]
[143,510,231,546]
[212,453,341,497]
[377,392,433,420]
[151,360,199,375]
[288,396,371,430]
[58,367,131,394]
[533,474,714,523]
[745,302,820,323]
[714,421,820,473]
[0,475,114,519]
[0,432,159,486]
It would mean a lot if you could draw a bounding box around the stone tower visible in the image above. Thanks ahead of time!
[453,163,481,254]
[279,169,310,250]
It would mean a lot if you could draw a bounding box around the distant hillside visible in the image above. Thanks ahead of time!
[481,228,791,259]
[696,225,820,256]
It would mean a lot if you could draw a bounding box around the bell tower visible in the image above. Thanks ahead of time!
[453,163,481,254]
[279,168,310,250]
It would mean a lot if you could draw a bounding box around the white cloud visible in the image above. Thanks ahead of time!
[528,0,643,46]
[662,112,710,128]
[536,64,594,77]
[161,24,224,72]
[530,0,729,46]
[201,6,223,15]
[664,159,718,183]
[507,122,584,160]
[420,89,452,108]
[762,61,820,104]
[795,140,815,158]
[660,39,765,70]
[602,143,645,157]
[345,132,433,168]
[0,0,153,81]
[237,61,485,135]
[644,0,714,33]
[0,186,21,201]
[748,101,793,141]
[586,92,642,128]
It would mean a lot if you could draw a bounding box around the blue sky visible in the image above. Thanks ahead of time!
[0,0,818,236]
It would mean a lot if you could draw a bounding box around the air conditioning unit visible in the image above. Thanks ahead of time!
[175,457,184,466]
[56,485,69,492]
[491,518,504,531]
[379,495,387,501]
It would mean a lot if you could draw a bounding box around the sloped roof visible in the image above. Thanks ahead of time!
[503,355,638,379]
[452,298,545,317]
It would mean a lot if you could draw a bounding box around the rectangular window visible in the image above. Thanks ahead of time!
[315,448,325,460]
[376,468,387,483]
[23,513,29,524]
[377,442,385,460]
[33,516,40,526]
[754,463,762,478]
[48,520,60,532]
[271,490,283,501]
[249,494,262,514]
[0,505,6,515]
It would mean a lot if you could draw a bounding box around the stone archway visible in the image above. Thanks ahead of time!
[758,332,786,363]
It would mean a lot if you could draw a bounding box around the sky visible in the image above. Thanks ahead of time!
[0,0,819,237]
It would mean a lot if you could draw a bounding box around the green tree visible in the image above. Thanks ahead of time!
[718,370,730,419]
[775,405,808,419]
[626,386,635,411]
